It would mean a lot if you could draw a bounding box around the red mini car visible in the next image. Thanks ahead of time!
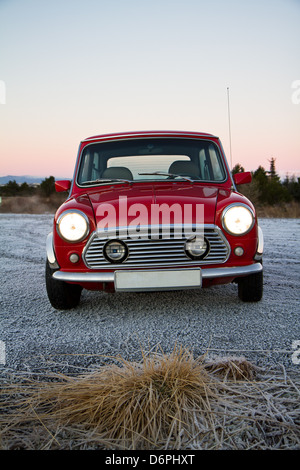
[46,131,263,309]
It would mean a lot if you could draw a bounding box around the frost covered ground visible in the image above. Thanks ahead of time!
[0,214,299,375]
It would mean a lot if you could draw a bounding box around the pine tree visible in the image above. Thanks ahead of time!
[232,163,245,175]
[267,157,280,182]
[40,176,55,197]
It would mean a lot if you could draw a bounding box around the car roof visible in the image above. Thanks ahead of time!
[82,130,218,143]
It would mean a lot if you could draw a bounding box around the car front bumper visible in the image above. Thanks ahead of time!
[52,263,262,292]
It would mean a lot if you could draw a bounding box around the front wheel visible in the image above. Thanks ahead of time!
[237,267,263,302]
[45,261,82,309]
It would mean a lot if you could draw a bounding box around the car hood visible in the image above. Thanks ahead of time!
[86,183,219,231]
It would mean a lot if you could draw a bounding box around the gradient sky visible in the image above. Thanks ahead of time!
[0,0,299,179]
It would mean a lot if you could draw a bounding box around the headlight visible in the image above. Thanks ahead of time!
[103,239,128,263]
[222,204,254,236]
[57,210,89,242]
[185,235,208,260]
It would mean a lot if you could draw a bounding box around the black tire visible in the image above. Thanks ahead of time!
[45,261,82,309]
[237,267,263,302]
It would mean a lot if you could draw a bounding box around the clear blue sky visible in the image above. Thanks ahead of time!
[0,0,299,178]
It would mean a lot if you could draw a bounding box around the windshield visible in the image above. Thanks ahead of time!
[77,138,226,185]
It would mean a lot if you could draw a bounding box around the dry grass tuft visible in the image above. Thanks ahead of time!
[256,201,300,218]
[205,355,257,381]
[0,347,299,450]
[0,347,216,449]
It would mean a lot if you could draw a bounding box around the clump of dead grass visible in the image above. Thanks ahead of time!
[0,347,299,450]
[204,355,257,381]
[256,201,300,218]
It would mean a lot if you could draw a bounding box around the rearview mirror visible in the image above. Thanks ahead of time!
[233,171,252,185]
[55,180,71,192]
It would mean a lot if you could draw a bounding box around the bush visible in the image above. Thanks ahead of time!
[235,160,299,207]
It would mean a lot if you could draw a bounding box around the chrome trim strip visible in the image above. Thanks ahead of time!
[52,263,262,283]
[53,271,115,282]
[46,232,59,269]
[202,263,262,278]
[257,226,264,254]
[69,143,81,195]
[217,139,235,188]
[254,226,264,260]
[82,131,218,142]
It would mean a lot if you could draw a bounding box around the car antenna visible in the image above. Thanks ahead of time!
[227,87,233,169]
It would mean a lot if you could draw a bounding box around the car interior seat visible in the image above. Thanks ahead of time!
[102,166,134,180]
[168,160,200,179]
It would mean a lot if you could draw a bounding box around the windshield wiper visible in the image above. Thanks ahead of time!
[138,171,194,183]
[80,178,133,185]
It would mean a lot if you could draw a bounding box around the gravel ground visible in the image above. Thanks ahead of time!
[0,214,299,376]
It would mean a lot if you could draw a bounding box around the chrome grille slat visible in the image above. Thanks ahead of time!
[83,226,230,269]
[129,249,183,255]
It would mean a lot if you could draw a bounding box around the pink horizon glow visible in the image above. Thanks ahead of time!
[1,125,299,179]
[0,0,299,180]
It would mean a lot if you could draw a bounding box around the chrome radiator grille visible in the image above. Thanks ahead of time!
[83,226,230,269]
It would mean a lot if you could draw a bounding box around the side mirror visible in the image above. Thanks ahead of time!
[233,171,252,185]
[55,180,71,192]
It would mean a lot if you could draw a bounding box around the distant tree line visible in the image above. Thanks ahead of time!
[1,162,300,207]
[233,158,300,205]
[0,176,55,198]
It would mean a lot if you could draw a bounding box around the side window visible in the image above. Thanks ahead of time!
[78,151,100,182]
[199,149,210,180]
[91,152,100,180]
[78,151,91,182]
[198,145,225,181]
[208,145,224,181]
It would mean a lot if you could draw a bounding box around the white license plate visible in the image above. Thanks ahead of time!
[114,269,201,292]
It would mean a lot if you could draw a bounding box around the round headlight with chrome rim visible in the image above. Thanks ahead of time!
[57,210,90,242]
[185,235,209,260]
[103,239,128,263]
[222,204,254,236]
